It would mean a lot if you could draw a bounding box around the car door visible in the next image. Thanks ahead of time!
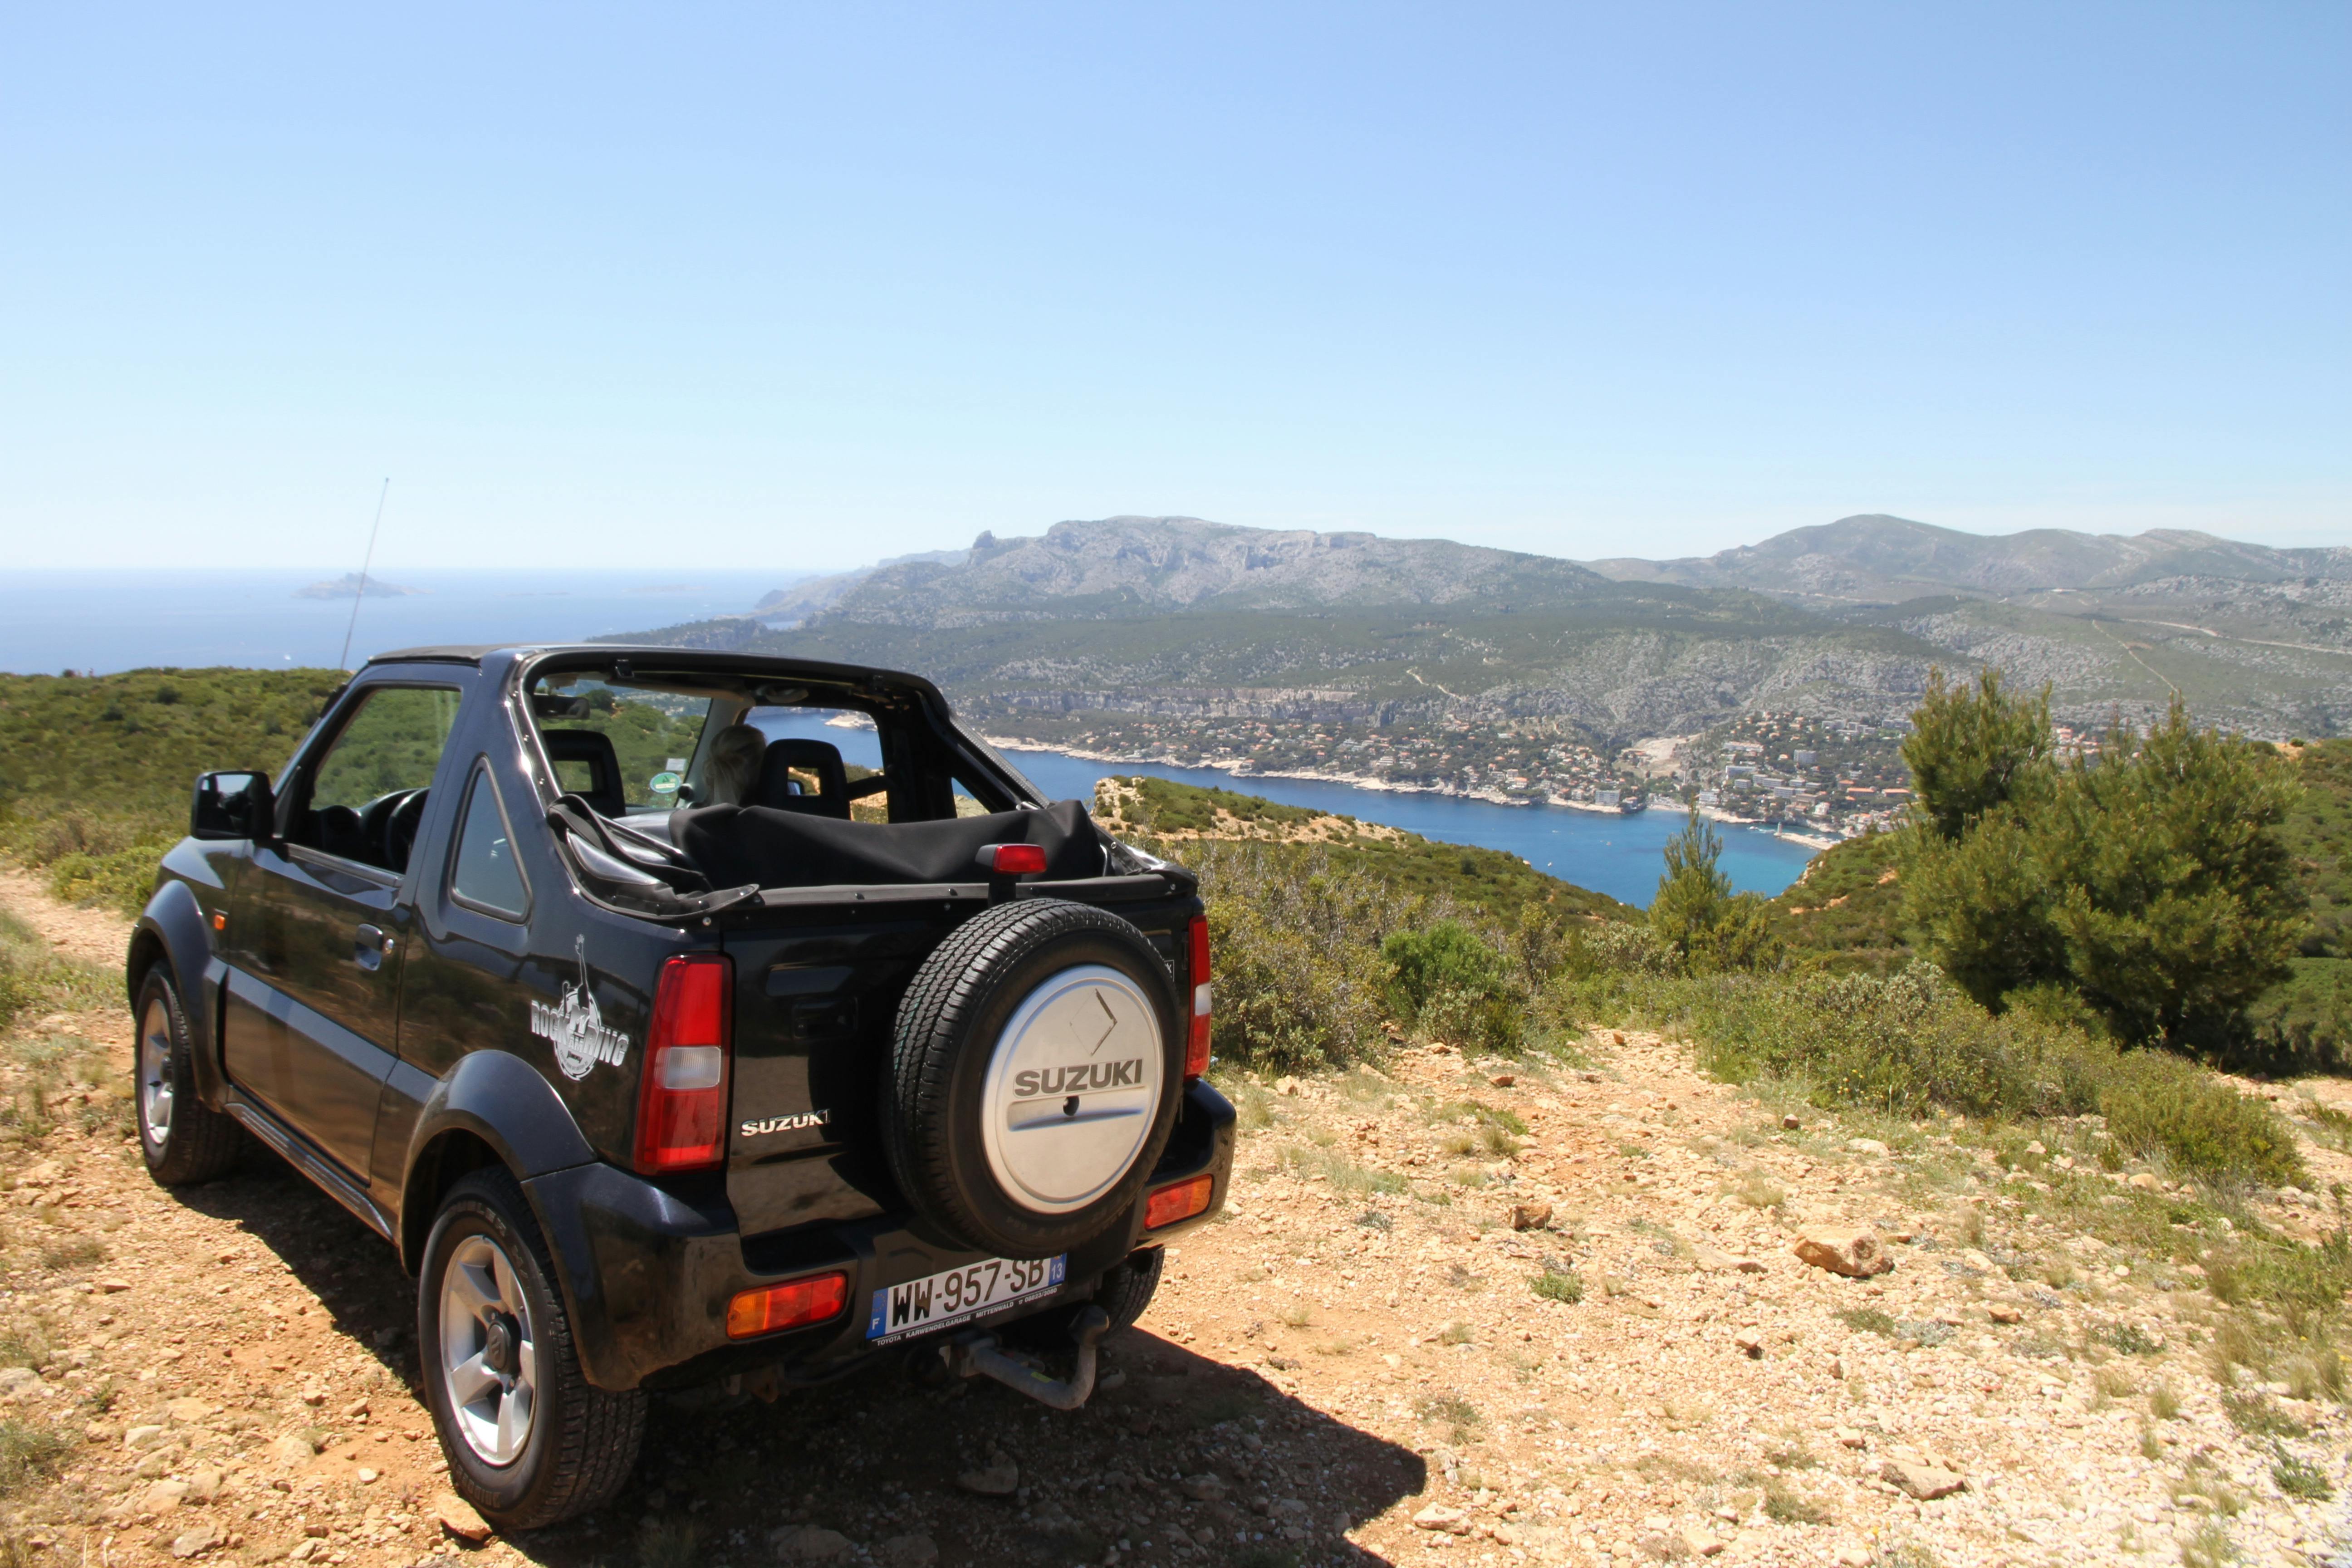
[222,681,462,1176]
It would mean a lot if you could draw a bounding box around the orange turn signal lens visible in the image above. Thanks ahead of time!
[1144,1175,1215,1230]
[726,1271,848,1339]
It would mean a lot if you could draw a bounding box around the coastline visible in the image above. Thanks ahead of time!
[988,737,1688,822]
[983,738,1545,808]
[973,735,1826,900]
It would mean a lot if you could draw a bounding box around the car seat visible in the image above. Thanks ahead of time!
[753,739,851,818]
[543,730,628,818]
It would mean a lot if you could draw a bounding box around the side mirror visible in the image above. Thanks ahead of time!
[192,772,273,841]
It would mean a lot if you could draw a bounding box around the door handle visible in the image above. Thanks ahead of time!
[354,924,395,971]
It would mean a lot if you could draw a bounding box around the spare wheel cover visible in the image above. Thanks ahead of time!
[979,964,1164,1215]
[882,897,1183,1258]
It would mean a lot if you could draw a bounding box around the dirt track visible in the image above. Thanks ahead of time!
[0,874,2344,1568]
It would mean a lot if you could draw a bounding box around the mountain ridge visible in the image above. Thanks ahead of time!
[749,515,1619,629]
[1582,513,2352,604]
[621,512,2352,744]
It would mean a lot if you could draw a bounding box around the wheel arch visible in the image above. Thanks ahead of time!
[130,878,228,1104]
[398,1051,598,1274]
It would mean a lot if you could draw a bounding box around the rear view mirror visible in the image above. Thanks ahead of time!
[192,771,273,841]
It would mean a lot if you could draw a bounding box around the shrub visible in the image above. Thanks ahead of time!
[1649,810,1780,974]
[2271,1450,2331,1501]
[1210,897,1389,1070]
[0,1421,67,1498]
[2100,1052,2306,1186]
[1382,920,1508,1018]
[1531,1268,1584,1303]
[1904,689,2304,1048]
[1902,668,2054,842]
[1573,957,2305,1186]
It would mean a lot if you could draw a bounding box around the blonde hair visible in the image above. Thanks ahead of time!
[702,724,767,807]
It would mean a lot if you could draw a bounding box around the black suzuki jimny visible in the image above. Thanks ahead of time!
[126,645,1233,1528]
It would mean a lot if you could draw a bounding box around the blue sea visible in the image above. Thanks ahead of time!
[1,569,1820,903]
[0,568,795,676]
[755,714,1819,905]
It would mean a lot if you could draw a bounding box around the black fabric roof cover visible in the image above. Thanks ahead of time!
[673,798,1104,890]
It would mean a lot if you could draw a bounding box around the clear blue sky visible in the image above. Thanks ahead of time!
[3,3,2344,574]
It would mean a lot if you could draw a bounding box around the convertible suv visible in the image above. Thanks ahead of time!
[127,645,1232,1527]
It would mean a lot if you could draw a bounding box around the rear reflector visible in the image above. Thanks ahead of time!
[977,843,1049,876]
[1184,917,1212,1078]
[1145,1174,1215,1230]
[726,1271,848,1339]
[635,953,733,1173]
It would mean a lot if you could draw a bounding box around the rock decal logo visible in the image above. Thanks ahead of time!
[531,936,631,1081]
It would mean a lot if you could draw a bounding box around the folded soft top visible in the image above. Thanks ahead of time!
[672,798,1105,890]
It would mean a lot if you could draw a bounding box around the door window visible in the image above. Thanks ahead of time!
[294,686,462,872]
[448,764,530,921]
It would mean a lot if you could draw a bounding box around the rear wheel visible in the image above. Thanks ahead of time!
[133,967,243,1186]
[418,1170,645,1530]
[1094,1246,1164,1331]
[1005,1248,1164,1348]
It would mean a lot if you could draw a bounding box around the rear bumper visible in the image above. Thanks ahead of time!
[529,1078,1237,1392]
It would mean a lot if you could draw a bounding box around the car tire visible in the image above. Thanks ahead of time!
[133,966,245,1186]
[1004,1247,1164,1348]
[1093,1246,1164,1331]
[418,1169,646,1531]
[884,898,1183,1259]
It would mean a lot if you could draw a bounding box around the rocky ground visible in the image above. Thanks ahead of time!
[0,872,2345,1568]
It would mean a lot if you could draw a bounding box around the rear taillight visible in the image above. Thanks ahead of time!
[1185,916,1212,1078]
[1145,1175,1215,1230]
[635,953,732,1173]
[976,843,1048,875]
[726,1271,848,1338]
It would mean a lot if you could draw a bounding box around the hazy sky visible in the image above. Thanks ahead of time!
[4,4,2344,573]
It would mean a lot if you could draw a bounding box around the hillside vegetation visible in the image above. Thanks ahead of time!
[0,668,343,911]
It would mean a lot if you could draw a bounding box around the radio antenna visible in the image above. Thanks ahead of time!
[337,478,392,672]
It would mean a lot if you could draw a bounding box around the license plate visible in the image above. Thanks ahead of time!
[865,1254,1067,1346]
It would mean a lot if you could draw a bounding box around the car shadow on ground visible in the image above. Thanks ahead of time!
[174,1160,1424,1567]
[168,1153,422,1380]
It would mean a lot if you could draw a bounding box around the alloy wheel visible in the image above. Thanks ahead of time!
[137,997,175,1145]
[439,1234,538,1466]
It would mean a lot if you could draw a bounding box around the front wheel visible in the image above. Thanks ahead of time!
[418,1170,645,1530]
[133,966,244,1186]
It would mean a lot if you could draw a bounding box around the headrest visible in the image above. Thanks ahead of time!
[755,738,850,818]
[542,729,626,818]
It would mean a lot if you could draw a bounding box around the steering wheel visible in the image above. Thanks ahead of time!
[383,789,430,873]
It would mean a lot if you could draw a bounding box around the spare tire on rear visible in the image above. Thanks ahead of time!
[884,898,1183,1259]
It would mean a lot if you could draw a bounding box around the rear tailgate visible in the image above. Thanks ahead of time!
[720,876,1201,1241]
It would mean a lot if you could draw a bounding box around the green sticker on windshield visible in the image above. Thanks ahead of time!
[648,771,682,796]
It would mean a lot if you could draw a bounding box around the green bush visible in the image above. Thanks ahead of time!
[1562,956,2307,1186]
[1381,921,1527,1053]
[1902,686,2304,1048]
[1649,810,1780,975]
[2100,1051,2307,1186]
[0,1420,68,1498]
[1187,842,1423,1071]
[1382,920,1504,1013]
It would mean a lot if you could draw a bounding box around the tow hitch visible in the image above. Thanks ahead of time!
[944,1306,1112,1410]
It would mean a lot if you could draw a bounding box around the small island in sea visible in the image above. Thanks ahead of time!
[295,573,425,600]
